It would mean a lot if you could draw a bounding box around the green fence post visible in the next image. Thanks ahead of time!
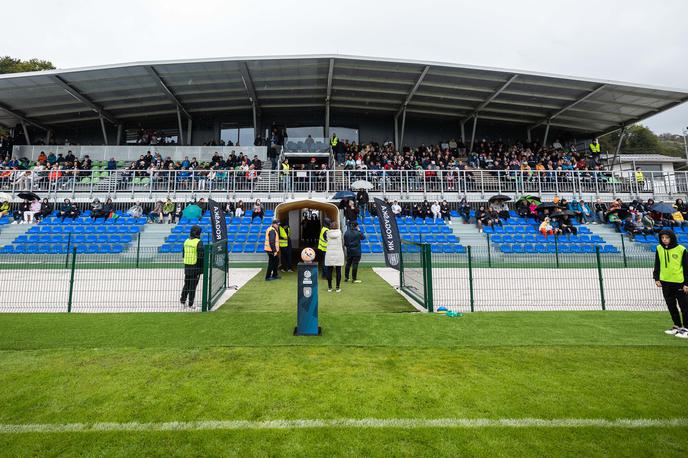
[64,232,72,268]
[67,247,77,313]
[595,245,606,310]
[135,232,141,268]
[467,245,475,312]
[620,233,628,268]
[201,244,210,312]
[554,234,560,268]
[486,234,492,268]
[423,244,434,312]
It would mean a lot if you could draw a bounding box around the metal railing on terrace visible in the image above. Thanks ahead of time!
[1,168,686,200]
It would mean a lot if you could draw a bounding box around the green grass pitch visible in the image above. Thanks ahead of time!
[0,268,686,456]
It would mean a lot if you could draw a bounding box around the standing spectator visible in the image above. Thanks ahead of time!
[344,200,359,226]
[325,226,344,292]
[344,221,365,283]
[391,200,402,216]
[180,225,204,309]
[356,188,369,217]
[653,230,688,338]
[163,198,176,223]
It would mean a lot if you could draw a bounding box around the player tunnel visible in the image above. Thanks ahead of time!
[274,199,341,258]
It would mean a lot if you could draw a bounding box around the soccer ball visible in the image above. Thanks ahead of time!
[301,247,316,263]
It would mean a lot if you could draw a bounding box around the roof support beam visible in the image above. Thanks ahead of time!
[325,58,334,139]
[145,66,192,119]
[529,84,607,131]
[461,74,518,125]
[395,65,430,118]
[469,115,478,152]
[99,116,109,145]
[239,62,260,115]
[0,102,47,131]
[50,75,118,124]
[21,120,30,144]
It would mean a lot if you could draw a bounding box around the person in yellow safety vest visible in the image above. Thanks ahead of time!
[589,138,601,156]
[180,225,204,308]
[653,229,688,338]
[635,167,645,190]
[330,133,339,148]
[264,219,281,281]
[317,219,331,278]
[280,159,291,191]
[278,220,293,272]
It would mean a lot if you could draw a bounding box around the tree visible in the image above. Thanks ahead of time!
[599,124,683,157]
[0,56,55,74]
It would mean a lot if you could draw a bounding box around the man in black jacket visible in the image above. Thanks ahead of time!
[344,221,365,283]
[181,225,204,308]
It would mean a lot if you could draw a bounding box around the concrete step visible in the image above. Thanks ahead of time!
[0,223,33,248]
[132,222,174,249]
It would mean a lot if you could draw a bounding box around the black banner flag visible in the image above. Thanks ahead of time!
[373,198,402,271]
[208,198,228,268]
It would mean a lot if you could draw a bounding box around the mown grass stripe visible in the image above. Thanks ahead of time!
[2,418,687,433]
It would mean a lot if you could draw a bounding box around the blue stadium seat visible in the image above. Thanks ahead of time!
[232,244,244,253]
[500,245,513,253]
[243,244,257,253]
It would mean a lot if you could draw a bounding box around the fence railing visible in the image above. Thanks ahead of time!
[401,242,663,312]
[2,168,685,199]
[0,240,229,313]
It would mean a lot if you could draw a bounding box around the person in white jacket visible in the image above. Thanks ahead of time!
[431,201,442,222]
[325,227,345,292]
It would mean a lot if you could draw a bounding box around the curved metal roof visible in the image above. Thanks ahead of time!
[0,54,686,135]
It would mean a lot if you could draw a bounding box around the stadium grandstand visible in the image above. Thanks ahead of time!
[1,55,688,265]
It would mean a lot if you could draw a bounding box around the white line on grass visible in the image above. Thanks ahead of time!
[1,418,687,433]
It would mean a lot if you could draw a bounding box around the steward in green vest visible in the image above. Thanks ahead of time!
[180,225,204,308]
[279,221,293,272]
[317,220,331,278]
[653,229,688,337]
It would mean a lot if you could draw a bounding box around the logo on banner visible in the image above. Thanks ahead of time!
[303,287,312,298]
[387,253,400,266]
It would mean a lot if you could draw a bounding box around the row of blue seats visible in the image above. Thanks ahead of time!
[401,234,460,243]
[172,225,267,234]
[500,244,619,254]
[0,217,10,225]
[15,234,133,244]
[26,226,140,234]
[42,216,147,225]
[365,225,453,235]
[1,244,125,254]
[484,225,592,235]
[158,242,466,255]
[633,235,688,245]
[492,234,604,244]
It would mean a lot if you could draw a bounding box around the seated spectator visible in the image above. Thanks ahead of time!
[440,200,451,223]
[252,199,264,220]
[431,201,442,222]
[624,213,652,238]
[492,200,510,220]
[148,200,163,223]
[391,200,402,216]
[558,216,578,236]
[59,198,79,222]
[579,200,592,224]
[671,209,687,229]
[0,199,10,218]
[90,198,106,220]
[39,198,53,221]
[235,200,244,218]
[22,199,40,224]
[102,198,114,220]
[539,217,559,237]
[127,202,143,218]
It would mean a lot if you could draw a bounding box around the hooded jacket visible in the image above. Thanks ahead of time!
[653,230,688,285]
[324,229,345,267]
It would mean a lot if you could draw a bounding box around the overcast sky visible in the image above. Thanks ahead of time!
[3,0,687,134]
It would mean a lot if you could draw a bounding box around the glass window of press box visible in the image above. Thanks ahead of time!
[220,125,255,146]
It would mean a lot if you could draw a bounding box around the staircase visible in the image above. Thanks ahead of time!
[0,223,32,248]
[451,216,488,248]
[587,223,625,252]
[128,222,174,252]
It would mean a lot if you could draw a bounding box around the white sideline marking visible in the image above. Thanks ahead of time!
[1,418,687,433]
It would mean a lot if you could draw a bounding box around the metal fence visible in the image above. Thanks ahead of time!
[399,241,433,311]
[0,240,228,313]
[400,242,664,312]
[2,168,686,200]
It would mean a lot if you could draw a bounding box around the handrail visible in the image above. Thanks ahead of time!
[1,168,685,200]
